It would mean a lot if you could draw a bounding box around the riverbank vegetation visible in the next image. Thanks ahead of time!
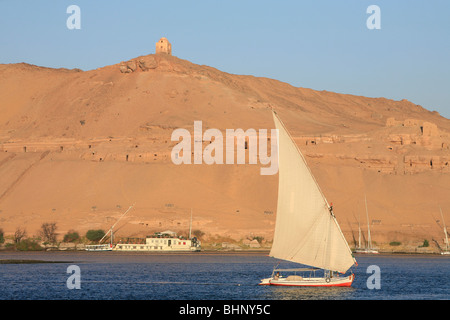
[0,223,108,251]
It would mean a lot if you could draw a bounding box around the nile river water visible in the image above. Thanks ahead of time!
[0,251,448,300]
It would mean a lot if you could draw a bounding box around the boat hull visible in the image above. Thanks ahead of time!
[85,244,113,251]
[355,249,379,254]
[260,274,354,287]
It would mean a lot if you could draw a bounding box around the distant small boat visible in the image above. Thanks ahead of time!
[85,244,113,251]
[260,111,357,287]
[85,204,135,252]
[354,195,379,254]
[355,248,379,254]
[439,207,449,255]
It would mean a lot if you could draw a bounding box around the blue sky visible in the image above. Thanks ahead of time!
[1,1,449,118]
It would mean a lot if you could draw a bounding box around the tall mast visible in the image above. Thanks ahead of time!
[99,203,135,244]
[365,195,372,250]
[357,204,362,249]
[440,207,449,251]
[189,208,193,239]
[358,220,362,249]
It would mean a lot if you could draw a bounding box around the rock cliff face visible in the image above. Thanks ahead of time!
[120,56,159,73]
[297,117,450,175]
[0,54,449,251]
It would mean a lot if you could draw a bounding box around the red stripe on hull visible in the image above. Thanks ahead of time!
[268,280,353,287]
[260,274,355,287]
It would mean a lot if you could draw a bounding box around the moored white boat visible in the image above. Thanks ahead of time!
[354,195,379,254]
[439,207,449,255]
[85,204,135,252]
[114,231,201,252]
[113,210,201,252]
[355,248,379,254]
[85,244,113,251]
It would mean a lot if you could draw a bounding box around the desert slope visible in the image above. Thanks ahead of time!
[0,54,449,251]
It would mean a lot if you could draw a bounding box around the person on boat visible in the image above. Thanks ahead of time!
[274,272,280,280]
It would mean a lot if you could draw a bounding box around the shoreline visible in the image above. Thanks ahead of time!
[0,248,447,256]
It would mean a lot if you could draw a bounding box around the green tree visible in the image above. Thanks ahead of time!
[193,230,205,239]
[86,229,105,242]
[16,239,44,251]
[63,230,80,243]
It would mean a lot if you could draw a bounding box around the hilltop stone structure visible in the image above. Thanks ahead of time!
[156,37,172,55]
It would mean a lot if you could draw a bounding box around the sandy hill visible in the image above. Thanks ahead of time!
[1,54,449,252]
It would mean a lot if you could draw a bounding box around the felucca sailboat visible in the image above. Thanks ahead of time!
[355,195,379,254]
[260,111,357,287]
[85,204,135,251]
[439,207,449,255]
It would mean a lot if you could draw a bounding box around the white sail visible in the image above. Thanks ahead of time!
[269,111,356,273]
[365,195,372,250]
[440,207,449,251]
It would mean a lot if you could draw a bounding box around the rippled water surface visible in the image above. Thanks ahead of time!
[0,252,448,300]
